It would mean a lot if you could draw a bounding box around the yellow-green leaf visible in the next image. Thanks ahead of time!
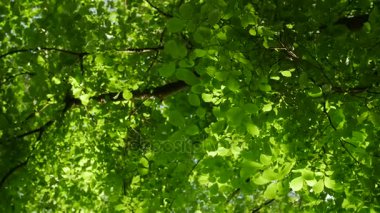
[246,123,260,137]
[290,176,304,191]
[123,89,133,100]
[262,104,272,112]
[313,179,324,194]
[264,182,278,199]
[260,154,272,166]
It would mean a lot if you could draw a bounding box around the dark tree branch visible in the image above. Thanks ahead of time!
[226,188,240,204]
[0,46,163,60]
[116,46,164,53]
[1,72,36,84]
[62,90,81,114]
[322,100,337,131]
[145,0,173,18]
[79,53,86,76]
[334,14,369,31]
[251,199,275,213]
[0,47,88,59]
[0,159,28,189]
[226,178,251,204]
[93,80,188,102]
[16,120,54,139]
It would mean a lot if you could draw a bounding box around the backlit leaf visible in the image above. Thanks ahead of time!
[290,176,304,191]
[264,182,278,199]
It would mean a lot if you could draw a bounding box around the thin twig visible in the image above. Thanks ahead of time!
[115,46,164,53]
[226,188,241,204]
[322,100,337,131]
[145,0,173,17]
[251,199,275,213]
[339,139,363,165]
[322,99,365,165]
[16,120,54,139]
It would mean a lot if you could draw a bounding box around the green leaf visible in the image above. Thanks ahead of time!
[246,123,260,137]
[179,3,194,20]
[115,204,127,211]
[307,87,322,98]
[260,154,272,166]
[262,168,278,180]
[262,103,272,112]
[79,94,90,106]
[208,9,221,25]
[249,28,257,36]
[188,94,201,106]
[324,176,336,190]
[193,49,207,58]
[139,157,149,168]
[227,107,244,126]
[313,179,324,194]
[302,169,314,180]
[244,103,259,114]
[123,89,133,100]
[357,111,369,124]
[264,182,278,199]
[167,18,186,32]
[176,68,199,85]
[201,93,213,102]
[226,78,240,92]
[168,110,185,127]
[179,59,194,68]
[278,162,295,179]
[37,55,45,65]
[185,124,200,135]
[259,84,271,92]
[369,112,380,127]
[252,174,271,185]
[164,40,187,59]
[158,62,176,77]
[330,109,346,129]
[193,26,211,43]
[305,179,317,187]
[290,176,304,191]
[191,84,204,94]
[280,68,295,78]
[280,70,292,77]
[342,198,357,209]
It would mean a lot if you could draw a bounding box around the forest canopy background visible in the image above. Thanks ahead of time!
[1,0,380,212]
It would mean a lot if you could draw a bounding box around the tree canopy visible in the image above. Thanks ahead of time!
[1,0,380,212]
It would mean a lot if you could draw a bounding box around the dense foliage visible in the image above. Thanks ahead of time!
[1,0,380,212]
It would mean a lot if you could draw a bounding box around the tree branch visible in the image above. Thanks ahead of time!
[0,46,163,60]
[0,159,28,189]
[145,0,173,18]
[116,46,164,53]
[323,100,365,165]
[322,100,337,131]
[93,80,188,102]
[0,47,88,59]
[340,139,363,165]
[226,188,241,204]
[251,199,275,213]
[16,120,54,139]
